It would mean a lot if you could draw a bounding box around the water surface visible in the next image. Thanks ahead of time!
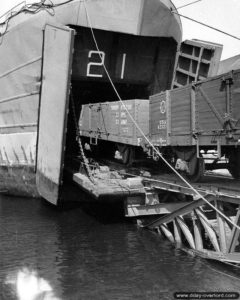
[0,194,239,299]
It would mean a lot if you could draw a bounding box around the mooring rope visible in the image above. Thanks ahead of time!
[82,0,240,232]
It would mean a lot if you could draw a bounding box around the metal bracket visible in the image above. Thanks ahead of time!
[90,136,98,145]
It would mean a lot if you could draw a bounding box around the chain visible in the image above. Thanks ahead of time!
[70,90,94,182]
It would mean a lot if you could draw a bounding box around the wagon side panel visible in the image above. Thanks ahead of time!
[195,77,226,136]
[170,86,192,145]
[149,92,168,146]
[195,70,240,145]
[79,99,149,146]
[232,70,240,127]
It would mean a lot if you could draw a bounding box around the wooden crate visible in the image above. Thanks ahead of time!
[79,99,149,146]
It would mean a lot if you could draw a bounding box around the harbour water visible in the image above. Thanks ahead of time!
[0,194,239,300]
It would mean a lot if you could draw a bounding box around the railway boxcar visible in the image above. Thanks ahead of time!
[149,69,240,180]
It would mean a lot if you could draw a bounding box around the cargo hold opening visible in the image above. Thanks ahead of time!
[63,25,178,173]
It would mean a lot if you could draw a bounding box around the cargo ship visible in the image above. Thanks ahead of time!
[0,0,182,204]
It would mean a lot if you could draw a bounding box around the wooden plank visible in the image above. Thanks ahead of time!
[126,202,190,217]
[215,200,227,253]
[160,224,175,243]
[221,253,240,263]
[176,216,195,249]
[198,86,224,126]
[195,208,220,252]
[193,210,203,250]
[190,87,196,134]
[166,90,171,145]
[147,196,215,229]
[72,172,146,199]
[173,219,182,245]
[227,205,240,253]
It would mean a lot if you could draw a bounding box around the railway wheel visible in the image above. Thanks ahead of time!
[117,144,134,165]
[228,148,240,179]
[122,147,131,164]
[186,156,205,182]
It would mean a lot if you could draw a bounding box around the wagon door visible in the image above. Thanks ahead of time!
[36,24,74,205]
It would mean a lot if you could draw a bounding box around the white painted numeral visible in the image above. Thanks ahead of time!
[121,53,126,79]
[87,50,105,78]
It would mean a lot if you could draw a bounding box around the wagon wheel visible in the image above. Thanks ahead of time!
[186,155,205,182]
[117,144,134,165]
[122,146,131,164]
[228,148,240,179]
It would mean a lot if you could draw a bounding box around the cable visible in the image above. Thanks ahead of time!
[172,11,240,41]
[175,0,203,10]
[82,0,240,232]
[0,0,77,37]
[0,1,26,20]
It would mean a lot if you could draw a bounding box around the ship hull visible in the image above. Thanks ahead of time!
[0,0,182,204]
[0,165,39,197]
